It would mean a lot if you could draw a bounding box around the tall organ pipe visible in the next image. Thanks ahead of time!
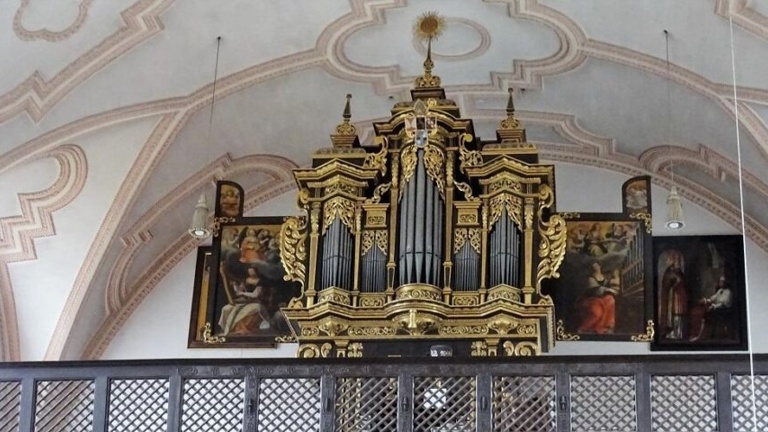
[321,217,353,290]
[489,209,521,287]
[398,147,444,286]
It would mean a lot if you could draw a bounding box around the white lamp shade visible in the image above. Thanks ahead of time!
[189,193,212,239]
[665,186,684,230]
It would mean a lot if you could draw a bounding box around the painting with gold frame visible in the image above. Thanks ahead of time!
[552,176,654,342]
[188,181,300,348]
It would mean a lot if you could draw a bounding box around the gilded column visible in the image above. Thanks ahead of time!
[306,201,321,307]
[351,203,362,306]
[386,154,399,300]
[443,151,455,302]
[523,199,534,304]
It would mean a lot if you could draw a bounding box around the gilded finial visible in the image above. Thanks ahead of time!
[495,87,529,146]
[414,12,445,88]
[500,88,521,130]
[331,93,359,148]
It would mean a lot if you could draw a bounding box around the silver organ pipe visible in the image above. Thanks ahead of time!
[398,148,444,285]
[489,209,521,287]
[321,217,354,290]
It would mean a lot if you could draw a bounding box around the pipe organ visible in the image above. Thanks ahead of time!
[280,66,567,357]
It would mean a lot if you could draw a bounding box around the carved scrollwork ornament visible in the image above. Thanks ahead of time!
[369,182,391,204]
[274,335,297,343]
[630,320,655,342]
[556,319,580,341]
[423,144,446,197]
[211,217,237,238]
[458,133,481,174]
[363,136,388,175]
[280,216,307,289]
[454,180,478,201]
[630,212,653,234]
[323,196,356,233]
[488,193,523,228]
[471,341,489,356]
[347,342,364,358]
[536,185,567,288]
[202,322,226,344]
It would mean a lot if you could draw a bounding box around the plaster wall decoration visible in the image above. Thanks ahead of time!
[0,0,174,124]
[0,144,87,361]
[715,0,768,43]
[13,0,93,42]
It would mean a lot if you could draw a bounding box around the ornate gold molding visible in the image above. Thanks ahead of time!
[630,320,655,342]
[556,319,580,341]
[202,322,225,344]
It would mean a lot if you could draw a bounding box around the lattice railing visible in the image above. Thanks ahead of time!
[107,378,169,432]
[651,374,718,432]
[336,377,398,432]
[0,381,21,432]
[414,376,476,432]
[34,379,95,432]
[181,378,245,432]
[0,357,765,431]
[257,378,321,432]
[731,374,768,432]
[493,375,556,432]
[570,375,637,432]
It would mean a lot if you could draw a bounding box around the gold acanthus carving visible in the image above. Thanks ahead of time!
[454,180,478,201]
[298,343,333,358]
[211,217,237,238]
[274,335,297,343]
[458,133,482,174]
[514,342,538,356]
[396,285,442,301]
[503,341,515,356]
[202,322,225,344]
[368,182,391,204]
[488,317,520,335]
[439,325,487,336]
[318,290,351,305]
[488,193,523,228]
[423,144,446,197]
[347,342,364,358]
[280,216,307,289]
[361,231,388,256]
[363,136,388,175]
[301,327,320,337]
[348,326,396,337]
[452,295,480,306]
[394,310,439,335]
[325,182,357,196]
[536,184,567,289]
[560,212,581,219]
[556,319,580,341]
[517,324,536,335]
[454,228,481,254]
[487,289,521,303]
[488,175,523,194]
[458,213,477,224]
[323,196,356,234]
[358,295,386,308]
[630,212,653,234]
[318,321,349,337]
[471,341,489,357]
[631,320,655,342]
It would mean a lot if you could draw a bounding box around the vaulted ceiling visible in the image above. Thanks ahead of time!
[2,0,768,361]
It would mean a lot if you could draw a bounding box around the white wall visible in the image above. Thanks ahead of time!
[104,162,767,359]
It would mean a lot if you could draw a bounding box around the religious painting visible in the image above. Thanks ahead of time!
[652,235,748,351]
[623,177,650,214]
[188,180,300,348]
[553,215,653,341]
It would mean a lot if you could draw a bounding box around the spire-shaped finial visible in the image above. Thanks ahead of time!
[331,94,359,148]
[496,87,528,145]
[414,12,445,88]
[500,88,521,130]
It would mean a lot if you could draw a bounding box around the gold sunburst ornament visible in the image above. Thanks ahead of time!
[413,12,445,88]
[413,11,445,41]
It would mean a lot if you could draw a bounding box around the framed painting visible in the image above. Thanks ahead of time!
[651,235,748,351]
[188,181,300,348]
[553,176,654,341]
[554,216,653,341]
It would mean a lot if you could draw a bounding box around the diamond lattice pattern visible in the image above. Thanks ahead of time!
[731,374,768,432]
[651,375,717,432]
[257,378,321,432]
[34,380,95,432]
[570,375,637,432]
[493,375,556,432]
[336,377,397,432]
[0,381,21,432]
[414,376,476,432]
[181,378,245,432]
[107,379,169,432]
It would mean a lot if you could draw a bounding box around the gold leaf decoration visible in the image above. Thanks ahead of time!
[280,216,307,289]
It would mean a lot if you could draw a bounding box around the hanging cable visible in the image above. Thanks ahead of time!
[728,10,758,432]
[663,30,684,230]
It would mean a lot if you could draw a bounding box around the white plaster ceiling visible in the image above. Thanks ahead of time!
[3,0,768,361]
